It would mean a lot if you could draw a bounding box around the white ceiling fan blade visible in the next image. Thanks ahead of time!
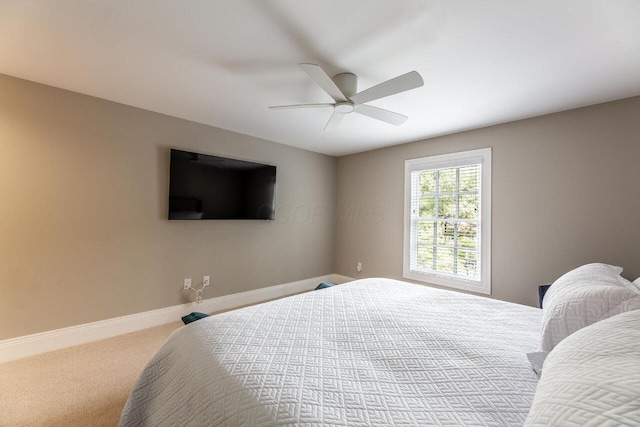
[269,103,334,110]
[300,63,347,102]
[350,71,423,105]
[354,104,408,126]
[324,112,344,131]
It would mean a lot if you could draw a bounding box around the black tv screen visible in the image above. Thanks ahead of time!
[168,149,276,220]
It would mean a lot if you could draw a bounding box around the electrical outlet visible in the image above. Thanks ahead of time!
[183,278,192,290]
[203,275,210,287]
[356,262,363,273]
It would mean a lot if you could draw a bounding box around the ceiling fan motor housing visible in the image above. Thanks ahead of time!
[333,73,357,113]
[333,72,357,98]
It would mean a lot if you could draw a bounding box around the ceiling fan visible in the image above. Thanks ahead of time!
[270,64,424,131]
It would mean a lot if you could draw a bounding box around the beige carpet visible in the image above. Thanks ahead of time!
[0,294,302,427]
[0,321,181,427]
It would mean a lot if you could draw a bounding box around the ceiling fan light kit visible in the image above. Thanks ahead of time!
[334,101,354,114]
[270,64,424,131]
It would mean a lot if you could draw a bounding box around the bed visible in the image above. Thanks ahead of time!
[120,266,640,426]
[119,278,543,426]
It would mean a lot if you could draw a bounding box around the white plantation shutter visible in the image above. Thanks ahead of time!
[404,148,491,294]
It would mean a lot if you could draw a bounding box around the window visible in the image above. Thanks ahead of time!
[403,148,491,294]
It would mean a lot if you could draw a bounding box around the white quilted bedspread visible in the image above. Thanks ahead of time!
[119,278,542,426]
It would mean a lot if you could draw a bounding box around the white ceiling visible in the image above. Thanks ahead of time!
[1,1,639,156]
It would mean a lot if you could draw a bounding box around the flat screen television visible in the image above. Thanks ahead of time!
[168,149,276,220]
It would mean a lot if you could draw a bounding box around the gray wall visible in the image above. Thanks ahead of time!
[335,96,640,307]
[2,71,639,340]
[0,74,336,340]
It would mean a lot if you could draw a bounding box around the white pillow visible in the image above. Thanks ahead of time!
[618,275,640,293]
[525,309,640,426]
[539,263,640,351]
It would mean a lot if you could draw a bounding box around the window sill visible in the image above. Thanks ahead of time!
[403,269,491,295]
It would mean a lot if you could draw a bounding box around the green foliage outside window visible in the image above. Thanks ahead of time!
[414,165,480,279]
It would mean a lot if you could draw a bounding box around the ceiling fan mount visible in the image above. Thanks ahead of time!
[270,64,424,131]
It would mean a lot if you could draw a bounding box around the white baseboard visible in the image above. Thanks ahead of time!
[0,274,354,364]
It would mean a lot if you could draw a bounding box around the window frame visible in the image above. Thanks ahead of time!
[403,148,492,294]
